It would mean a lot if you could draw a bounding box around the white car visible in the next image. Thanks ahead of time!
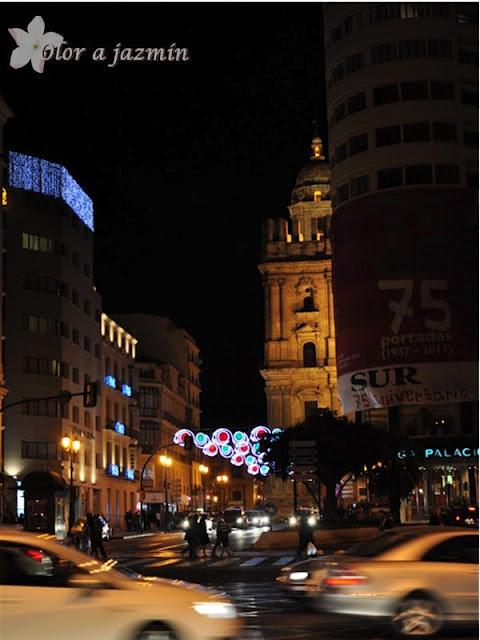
[0,529,242,640]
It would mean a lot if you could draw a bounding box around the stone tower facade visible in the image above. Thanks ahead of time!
[259,137,340,429]
[258,137,340,514]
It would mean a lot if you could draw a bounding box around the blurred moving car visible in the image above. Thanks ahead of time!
[288,508,319,529]
[278,526,478,637]
[245,510,271,528]
[180,512,214,533]
[222,507,247,529]
[0,529,241,640]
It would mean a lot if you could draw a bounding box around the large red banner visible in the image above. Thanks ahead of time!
[332,187,478,413]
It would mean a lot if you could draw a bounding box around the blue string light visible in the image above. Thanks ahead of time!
[8,151,94,231]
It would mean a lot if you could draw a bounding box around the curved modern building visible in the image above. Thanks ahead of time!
[324,3,478,517]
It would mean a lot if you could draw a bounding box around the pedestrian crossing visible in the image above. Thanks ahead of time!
[116,554,296,571]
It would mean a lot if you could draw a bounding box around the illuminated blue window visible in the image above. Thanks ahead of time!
[114,421,126,435]
[107,463,119,477]
[8,151,94,231]
[104,375,116,389]
[124,468,135,481]
[121,384,132,397]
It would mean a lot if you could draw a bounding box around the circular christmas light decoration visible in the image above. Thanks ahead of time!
[247,463,260,475]
[250,426,271,442]
[252,442,260,454]
[203,443,218,457]
[220,444,233,458]
[237,442,250,454]
[245,454,256,466]
[195,432,210,447]
[272,428,283,435]
[174,428,195,447]
[233,430,247,444]
[212,428,232,445]
[260,465,270,476]
[231,453,244,466]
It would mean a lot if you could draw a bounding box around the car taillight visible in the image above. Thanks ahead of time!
[455,515,461,521]
[24,548,45,562]
[323,568,368,587]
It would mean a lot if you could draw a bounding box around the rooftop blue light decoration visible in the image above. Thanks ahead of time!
[8,151,94,231]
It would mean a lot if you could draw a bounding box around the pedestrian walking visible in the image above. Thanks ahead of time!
[185,516,200,559]
[213,517,233,558]
[87,512,108,560]
[198,514,211,557]
[124,510,133,532]
[295,515,314,561]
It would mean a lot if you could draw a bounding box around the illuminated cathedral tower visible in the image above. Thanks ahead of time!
[258,135,340,513]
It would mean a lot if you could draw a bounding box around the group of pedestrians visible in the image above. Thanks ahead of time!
[73,512,108,560]
[184,514,233,559]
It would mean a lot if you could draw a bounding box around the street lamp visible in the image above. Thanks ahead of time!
[216,474,229,511]
[160,454,172,531]
[199,464,209,512]
[61,435,81,536]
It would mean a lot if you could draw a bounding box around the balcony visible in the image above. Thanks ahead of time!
[103,375,137,398]
[105,464,139,481]
[106,419,139,440]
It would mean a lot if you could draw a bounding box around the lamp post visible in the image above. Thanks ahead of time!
[61,435,81,536]
[216,474,229,511]
[199,465,209,512]
[160,454,172,531]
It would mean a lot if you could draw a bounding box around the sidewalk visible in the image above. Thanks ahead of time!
[251,526,378,550]
[111,529,157,540]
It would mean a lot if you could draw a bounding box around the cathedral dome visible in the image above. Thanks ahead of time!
[291,136,331,205]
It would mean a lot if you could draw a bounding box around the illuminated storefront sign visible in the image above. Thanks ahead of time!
[397,446,479,460]
[173,426,282,476]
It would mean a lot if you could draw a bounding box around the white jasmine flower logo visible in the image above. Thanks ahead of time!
[9,16,63,73]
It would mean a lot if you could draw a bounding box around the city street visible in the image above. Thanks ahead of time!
[106,531,475,640]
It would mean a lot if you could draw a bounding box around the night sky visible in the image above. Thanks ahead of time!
[1,3,327,427]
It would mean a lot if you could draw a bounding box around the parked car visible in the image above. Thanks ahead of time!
[0,529,241,640]
[278,526,478,637]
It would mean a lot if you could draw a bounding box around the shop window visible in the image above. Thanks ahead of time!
[405,164,433,185]
[378,167,403,189]
[374,84,399,105]
[430,81,454,100]
[435,164,460,184]
[303,342,316,367]
[403,122,430,142]
[376,125,401,147]
[401,81,428,100]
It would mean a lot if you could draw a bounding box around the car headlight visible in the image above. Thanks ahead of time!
[289,571,309,581]
[182,519,189,528]
[236,517,243,524]
[252,517,258,524]
[262,517,269,524]
[289,516,297,526]
[193,602,237,619]
[308,516,316,526]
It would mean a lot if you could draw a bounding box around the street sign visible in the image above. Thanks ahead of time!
[290,439,318,477]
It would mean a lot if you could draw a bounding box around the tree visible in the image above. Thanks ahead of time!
[262,408,392,522]
[369,457,418,525]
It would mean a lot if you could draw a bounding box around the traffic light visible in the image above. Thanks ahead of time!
[183,435,193,450]
[83,381,98,408]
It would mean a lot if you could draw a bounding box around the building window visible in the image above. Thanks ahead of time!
[24,314,68,336]
[72,367,79,384]
[347,91,366,114]
[333,102,346,124]
[378,167,403,189]
[140,421,160,448]
[335,142,348,163]
[349,133,368,155]
[461,89,479,105]
[304,400,318,418]
[374,84,399,105]
[21,441,58,460]
[399,40,426,59]
[84,412,91,429]
[403,122,430,142]
[22,273,67,296]
[432,122,457,142]
[22,356,68,378]
[427,39,452,58]
[376,125,401,147]
[72,406,80,423]
[22,398,59,417]
[456,4,478,24]
[463,130,478,147]
[466,171,479,189]
[303,342,316,367]
[72,252,80,267]
[371,43,398,64]
[84,336,91,352]
[139,387,159,416]
[303,295,314,311]
[350,175,369,197]
[369,3,400,23]
[401,81,428,100]
[21,232,61,254]
[459,49,478,65]
[336,182,349,205]
[435,164,460,184]
[83,263,91,278]
[72,328,79,345]
[345,52,364,74]
[331,62,344,86]
[94,344,101,359]
[83,300,91,316]
[72,290,79,306]
[405,164,433,185]
[313,190,322,202]
[430,81,454,100]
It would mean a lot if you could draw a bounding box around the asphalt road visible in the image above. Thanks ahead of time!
[106,531,476,640]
